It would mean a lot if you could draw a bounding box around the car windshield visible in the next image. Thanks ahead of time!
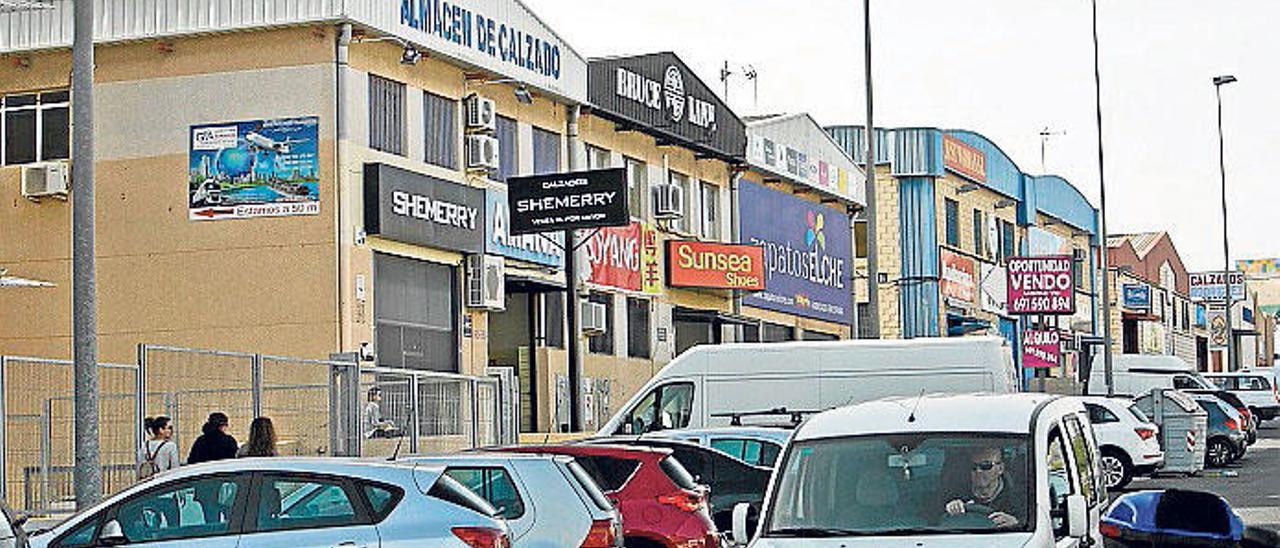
[765,433,1032,537]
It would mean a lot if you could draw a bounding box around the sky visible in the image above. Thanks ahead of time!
[526,0,1277,272]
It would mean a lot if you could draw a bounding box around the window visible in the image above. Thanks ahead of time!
[972,208,985,256]
[368,75,405,155]
[709,438,780,466]
[490,115,518,182]
[710,438,747,460]
[573,456,640,492]
[444,467,525,519]
[375,254,458,373]
[803,330,839,341]
[361,483,401,521]
[586,144,612,169]
[427,474,498,516]
[762,322,795,342]
[423,91,457,169]
[626,157,646,219]
[111,475,243,543]
[2,90,69,166]
[532,127,560,175]
[587,292,614,355]
[619,382,694,434]
[55,517,99,548]
[857,303,874,339]
[1063,416,1100,505]
[543,292,565,349]
[256,476,359,533]
[565,460,617,511]
[1000,219,1015,261]
[627,297,651,359]
[1047,429,1074,539]
[670,171,692,232]
[944,198,960,247]
[1085,403,1119,424]
[854,219,868,258]
[1245,376,1270,391]
[700,181,720,239]
[1073,252,1085,289]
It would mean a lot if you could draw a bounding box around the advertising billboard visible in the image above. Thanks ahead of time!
[362,163,485,253]
[979,263,1008,315]
[1023,329,1062,369]
[1190,272,1247,302]
[739,181,851,324]
[1122,283,1152,311]
[188,116,320,221]
[940,249,977,305]
[665,240,765,290]
[1007,256,1075,315]
[507,168,628,234]
[581,222,660,294]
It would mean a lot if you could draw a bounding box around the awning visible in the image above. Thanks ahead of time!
[946,312,991,336]
[673,307,758,327]
[504,265,565,293]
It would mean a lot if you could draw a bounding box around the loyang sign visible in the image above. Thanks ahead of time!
[666,241,765,291]
[1023,329,1062,369]
[581,222,660,294]
[1007,256,1075,315]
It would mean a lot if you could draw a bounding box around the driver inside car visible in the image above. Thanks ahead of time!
[943,446,1026,529]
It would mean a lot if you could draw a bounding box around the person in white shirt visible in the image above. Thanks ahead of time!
[137,415,181,475]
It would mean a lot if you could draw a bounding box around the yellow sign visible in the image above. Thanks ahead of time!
[640,223,662,294]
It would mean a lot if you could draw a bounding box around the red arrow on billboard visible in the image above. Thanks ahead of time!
[193,208,234,218]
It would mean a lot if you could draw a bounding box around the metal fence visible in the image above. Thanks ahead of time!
[0,345,512,514]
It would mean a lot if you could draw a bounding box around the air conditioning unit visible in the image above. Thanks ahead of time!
[466,254,505,310]
[466,135,500,172]
[652,184,684,219]
[580,301,608,335]
[464,95,497,133]
[21,162,70,200]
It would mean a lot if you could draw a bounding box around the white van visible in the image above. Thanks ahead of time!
[1085,354,1215,397]
[734,393,1106,547]
[599,337,1019,436]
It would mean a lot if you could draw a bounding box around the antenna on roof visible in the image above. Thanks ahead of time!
[907,389,926,423]
[387,435,404,462]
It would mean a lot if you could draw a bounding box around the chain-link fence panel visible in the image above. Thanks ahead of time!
[260,356,333,457]
[140,346,254,453]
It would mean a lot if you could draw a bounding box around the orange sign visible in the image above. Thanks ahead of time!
[666,240,765,290]
[943,135,986,182]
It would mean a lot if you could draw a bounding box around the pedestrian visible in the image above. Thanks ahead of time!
[237,416,278,457]
[187,412,238,465]
[136,416,180,480]
[363,387,397,438]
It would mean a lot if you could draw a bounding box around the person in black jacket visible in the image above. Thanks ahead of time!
[187,412,238,524]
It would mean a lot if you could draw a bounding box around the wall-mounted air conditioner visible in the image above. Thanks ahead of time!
[581,301,608,335]
[652,184,684,219]
[464,95,497,133]
[466,135,500,172]
[466,254,505,310]
[21,161,70,200]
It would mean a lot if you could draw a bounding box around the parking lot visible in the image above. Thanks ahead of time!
[1120,420,1280,532]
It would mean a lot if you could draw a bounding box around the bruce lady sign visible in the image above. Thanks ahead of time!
[507,168,629,234]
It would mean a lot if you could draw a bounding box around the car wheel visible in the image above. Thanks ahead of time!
[1100,449,1133,490]
[1207,438,1232,468]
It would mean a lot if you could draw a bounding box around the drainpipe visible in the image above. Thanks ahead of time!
[335,23,352,354]
[565,104,583,432]
[730,166,742,319]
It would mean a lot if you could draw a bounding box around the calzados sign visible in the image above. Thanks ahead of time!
[1007,256,1075,315]
[507,168,628,234]
[666,240,765,291]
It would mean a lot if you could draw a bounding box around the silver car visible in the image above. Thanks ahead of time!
[0,502,27,548]
[26,457,511,548]
[647,426,793,467]
[409,453,623,547]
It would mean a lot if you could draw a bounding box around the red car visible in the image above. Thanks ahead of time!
[497,444,719,548]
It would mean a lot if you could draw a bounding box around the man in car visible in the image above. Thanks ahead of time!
[943,446,1025,529]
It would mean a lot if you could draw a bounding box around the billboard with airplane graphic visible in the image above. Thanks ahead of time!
[188,116,320,221]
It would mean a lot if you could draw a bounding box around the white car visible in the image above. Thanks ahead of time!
[1079,397,1163,489]
[734,393,1107,548]
[1206,371,1280,421]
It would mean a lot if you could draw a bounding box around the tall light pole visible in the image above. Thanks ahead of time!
[1214,75,1237,370]
[1090,0,1116,396]
[862,0,880,338]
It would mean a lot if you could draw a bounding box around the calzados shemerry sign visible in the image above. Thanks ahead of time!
[506,168,629,234]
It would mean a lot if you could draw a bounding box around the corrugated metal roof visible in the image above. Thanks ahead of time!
[1109,232,1165,257]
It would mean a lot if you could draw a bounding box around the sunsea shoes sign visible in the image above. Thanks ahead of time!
[739,181,851,323]
[666,240,765,290]
[1023,329,1062,369]
[1006,256,1075,315]
[363,163,485,253]
[507,168,628,234]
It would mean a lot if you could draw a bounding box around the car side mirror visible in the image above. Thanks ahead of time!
[99,520,127,546]
[10,513,27,530]
[731,502,752,546]
[1067,494,1088,538]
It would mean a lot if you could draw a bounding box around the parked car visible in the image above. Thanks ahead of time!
[25,458,511,548]
[1102,489,1280,547]
[582,437,772,541]
[1184,389,1258,446]
[1085,354,1216,397]
[407,452,623,547]
[735,393,1107,547]
[646,426,792,467]
[600,336,1019,435]
[0,501,27,548]
[1187,393,1249,468]
[496,444,719,548]
[1205,371,1280,421]
[1079,397,1163,490]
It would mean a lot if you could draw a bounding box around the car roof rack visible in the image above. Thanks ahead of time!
[710,407,822,427]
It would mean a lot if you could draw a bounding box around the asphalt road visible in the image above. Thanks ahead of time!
[1119,419,1280,532]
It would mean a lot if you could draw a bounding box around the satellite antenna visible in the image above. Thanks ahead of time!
[744,65,759,110]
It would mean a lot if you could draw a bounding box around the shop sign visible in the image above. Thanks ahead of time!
[363,163,485,253]
[392,0,587,103]
[943,134,986,183]
[1023,329,1061,369]
[507,168,628,234]
[188,116,320,221]
[1208,307,1228,350]
[739,181,851,324]
[665,240,765,291]
[940,249,977,305]
[588,53,746,160]
[745,116,863,203]
[1123,283,1152,311]
[1190,271,1246,302]
[581,222,660,293]
[979,263,1008,315]
[1007,256,1075,315]
[1238,258,1280,278]
[484,190,563,267]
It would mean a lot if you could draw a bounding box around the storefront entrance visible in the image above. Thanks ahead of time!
[374,253,458,373]
[487,279,564,433]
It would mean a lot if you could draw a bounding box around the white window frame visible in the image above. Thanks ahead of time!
[1,89,70,167]
[700,181,720,240]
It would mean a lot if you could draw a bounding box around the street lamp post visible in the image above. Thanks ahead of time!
[861,0,879,339]
[1090,0,1116,396]
[1214,74,1237,370]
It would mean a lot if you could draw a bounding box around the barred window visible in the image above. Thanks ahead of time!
[626,157,647,219]
[423,91,457,169]
[368,75,405,155]
[701,182,720,240]
[543,291,564,349]
[972,208,985,256]
[2,90,69,166]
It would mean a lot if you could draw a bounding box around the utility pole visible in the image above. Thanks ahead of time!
[862,0,880,338]
[1214,75,1238,370]
[565,105,583,432]
[72,0,102,508]
[1090,0,1115,396]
